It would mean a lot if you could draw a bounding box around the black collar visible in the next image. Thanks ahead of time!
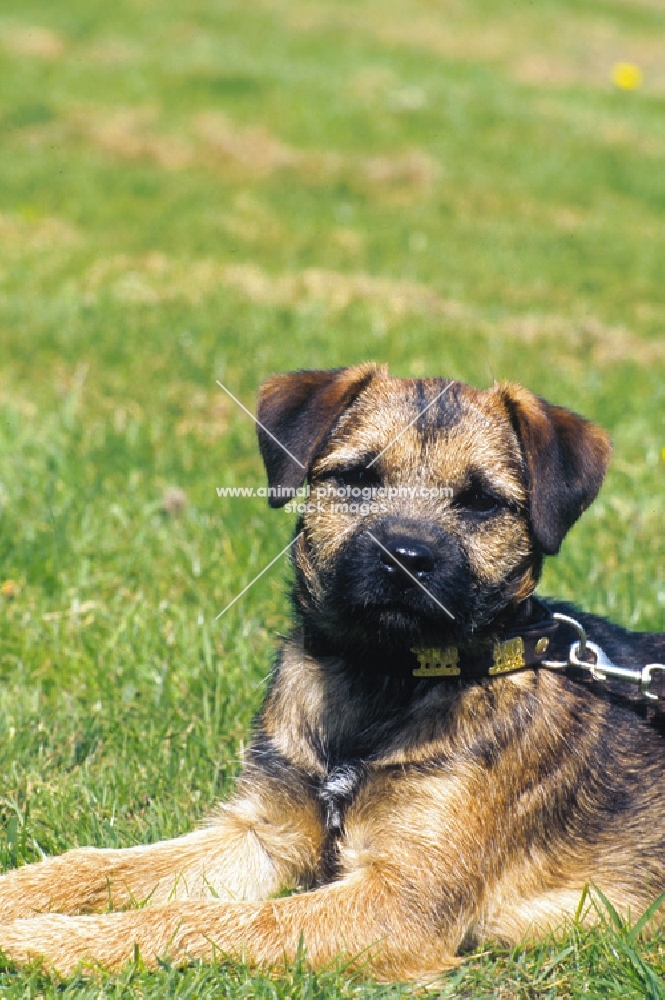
[411,597,559,679]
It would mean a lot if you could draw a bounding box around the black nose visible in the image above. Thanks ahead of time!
[379,537,435,580]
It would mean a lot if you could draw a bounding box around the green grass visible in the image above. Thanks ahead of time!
[0,0,664,995]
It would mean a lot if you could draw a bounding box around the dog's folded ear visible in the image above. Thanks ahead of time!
[497,383,612,555]
[256,364,387,507]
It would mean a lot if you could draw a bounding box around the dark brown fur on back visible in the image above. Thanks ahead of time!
[0,366,661,981]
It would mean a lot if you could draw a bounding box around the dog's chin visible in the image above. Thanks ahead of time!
[323,599,460,656]
[362,605,430,644]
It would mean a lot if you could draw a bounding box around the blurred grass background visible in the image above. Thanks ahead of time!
[0,0,663,995]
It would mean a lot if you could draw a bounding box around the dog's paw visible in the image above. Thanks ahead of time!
[0,907,214,977]
[0,912,160,976]
[0,915,98,976]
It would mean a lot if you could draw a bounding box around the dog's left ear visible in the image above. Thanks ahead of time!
[497,383,612,555]
[256,364,387,507]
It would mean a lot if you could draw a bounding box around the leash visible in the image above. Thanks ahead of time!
[411,599,665,701]
[542,612,665,702]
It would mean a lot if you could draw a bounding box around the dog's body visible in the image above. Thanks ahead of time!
[0,365,663,979]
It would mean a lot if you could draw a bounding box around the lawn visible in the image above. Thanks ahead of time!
[0,0,664,996]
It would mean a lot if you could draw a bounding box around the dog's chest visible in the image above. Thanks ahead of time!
[311,682,453,838]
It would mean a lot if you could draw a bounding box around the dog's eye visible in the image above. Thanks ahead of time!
[469,492,501,514]
[333,466,381,490]
[456,487,504,516]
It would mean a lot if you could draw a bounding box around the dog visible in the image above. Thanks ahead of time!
[0,363,663,980]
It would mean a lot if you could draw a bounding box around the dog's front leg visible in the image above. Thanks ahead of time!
[0,775,323,921]
[0,865,455,981]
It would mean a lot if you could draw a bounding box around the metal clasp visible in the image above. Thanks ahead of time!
[572,643,665,702]
[544,612,665,701]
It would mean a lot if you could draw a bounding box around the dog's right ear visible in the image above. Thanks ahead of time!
[256,364,386,507]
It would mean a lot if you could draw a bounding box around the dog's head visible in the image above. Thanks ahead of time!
[256,365,611,656]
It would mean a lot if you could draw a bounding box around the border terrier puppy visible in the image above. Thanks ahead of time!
[0,364,663,980]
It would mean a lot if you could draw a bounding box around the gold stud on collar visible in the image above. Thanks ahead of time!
[412,646,460,677]
[489,636,526,675]
[535,636,550,655]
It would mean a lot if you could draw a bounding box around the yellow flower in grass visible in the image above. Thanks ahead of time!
[612,62,643,90]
